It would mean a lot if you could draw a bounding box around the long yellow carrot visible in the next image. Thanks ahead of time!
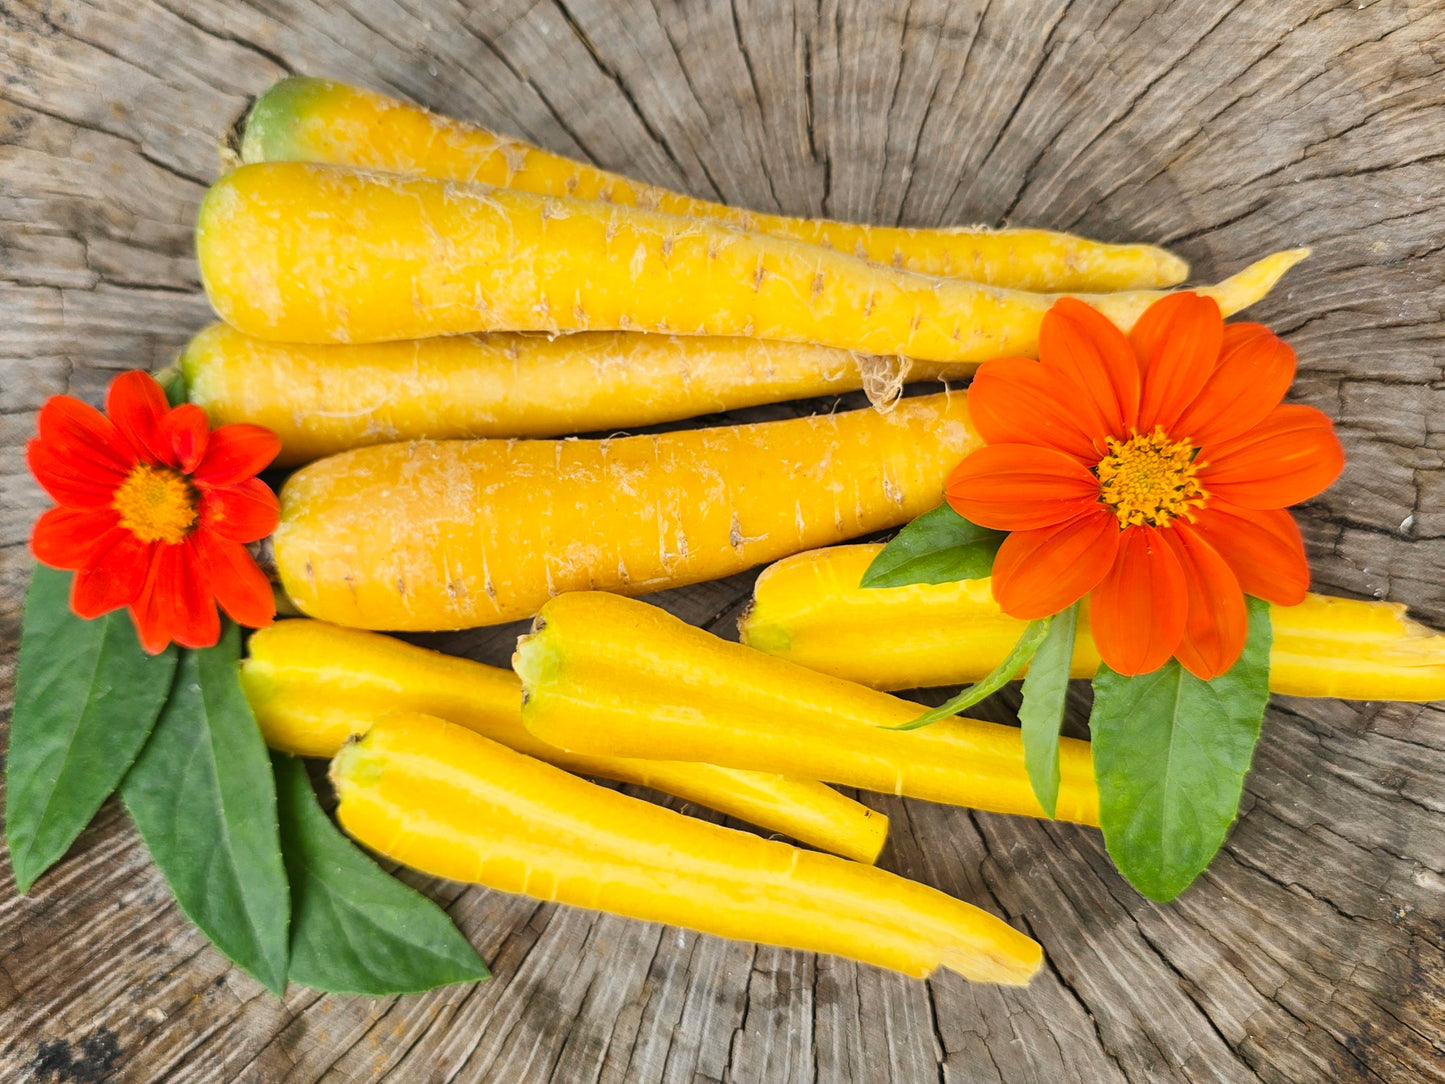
[240,76,1185,293]
[242,619,888,863]
[738,545,1445,701]
[196,161,1306,353]
[332,712,1042,983]
[514,592,1099,825]
[272,390,977,630]
[181,323,963,467]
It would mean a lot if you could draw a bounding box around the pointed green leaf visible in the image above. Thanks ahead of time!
[120,627,290,993]
[861,503,1006,588]
[1019,602,1078,819]
[1090,598,1273,902]
[274,754,489,995]
[887,617,1052,731]
[6,565,178,893]
[153,364,189,407]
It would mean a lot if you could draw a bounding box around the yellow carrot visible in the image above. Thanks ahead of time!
[738,544,1445,701]
[514,591,1099,825]
[332,712,1042,983]
[242,619,888,863]
[272,390,977,631]
[240,76,1185,292]
[181,323,963,467]
[196,161,1305,353]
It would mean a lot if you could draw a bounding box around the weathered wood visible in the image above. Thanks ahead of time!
[2,0,1443,1079]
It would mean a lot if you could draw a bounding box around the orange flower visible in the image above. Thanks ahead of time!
[947,294,1344,679]
[27,371,281,653]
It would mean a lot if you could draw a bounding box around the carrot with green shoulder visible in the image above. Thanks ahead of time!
[239,75,1186,293]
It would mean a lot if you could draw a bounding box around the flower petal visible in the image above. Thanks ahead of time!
[127,543,222,653]
[106,370,171,464]
[1162,524,1248,680]
[1188,500,1309,605]
[29,396,134,507]
[35,394,135,475]
[1199,404,1344,509]
[1133,292,1224,432]
[158,403,211,473]
[989,507,1120,619]
[1088,525,1188,676]
[70,528,153,619]
[31,506,119,569]
[946,444,1103,531]
[1039,297,1139,440]
[193,424,282,487]
[127,544,183,654]
[1172,323,1296,447]
[191,531,275,629]
[199,477,280,543]
[27,439,123,509]
[169,543,221,650]
[967,357,1104,462]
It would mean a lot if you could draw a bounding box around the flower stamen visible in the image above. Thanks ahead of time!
[1096,427,1206,528]
[113,464,199,544]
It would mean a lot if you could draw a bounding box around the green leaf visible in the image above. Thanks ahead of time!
[153,364,188,407]
[861,503,1006,589]
[1090,597,1273,902]
[1018,602,1078,819]
[886,617,1052,731]
[274,754,490,995]
[5,566,178,893]
[120,626,290,994]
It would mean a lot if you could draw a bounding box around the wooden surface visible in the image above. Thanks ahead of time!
[2,0,1444,1080]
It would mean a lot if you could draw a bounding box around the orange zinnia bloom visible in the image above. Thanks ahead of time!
[947,293,1344,679]
[28,370,281,653]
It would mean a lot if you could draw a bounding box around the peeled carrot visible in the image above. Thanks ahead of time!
[332,712,1042,983]
[739,546,1445,699]
[272,390,977,631]
[242,619,888,863]
[196,161,1306,353]
[240,75,1186,293]
[739,544,1445,700]
[515,592,1099,825]
[181,323,963,466]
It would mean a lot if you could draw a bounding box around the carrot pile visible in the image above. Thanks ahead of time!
[189,77,1440,984]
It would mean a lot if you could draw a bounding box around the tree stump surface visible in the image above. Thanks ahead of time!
[2,1,1443,1080]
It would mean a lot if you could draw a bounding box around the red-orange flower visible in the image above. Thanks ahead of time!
[28,370,281,654]
[947,293,1344,679]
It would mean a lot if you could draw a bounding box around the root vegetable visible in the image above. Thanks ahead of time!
[241,75,1185,292]
[196,161,1306,354]
[181,323,961,467]
[514,591,1100,825]
[331,711,1042,983]
[242,619,888,863]
[272,390,976,631]
[738,544,1445,701]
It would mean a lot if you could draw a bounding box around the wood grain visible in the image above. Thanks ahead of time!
[2,0,1443,1080]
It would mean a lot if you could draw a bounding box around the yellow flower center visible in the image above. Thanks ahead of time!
[1096,427,1206,528]
[113,464,199,544]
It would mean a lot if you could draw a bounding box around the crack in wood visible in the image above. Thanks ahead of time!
[150,0,294,77]
[939,0,1073,224]
[549,0,705,196]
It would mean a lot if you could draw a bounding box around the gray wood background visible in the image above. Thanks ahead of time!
[2,0,1443,1080]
